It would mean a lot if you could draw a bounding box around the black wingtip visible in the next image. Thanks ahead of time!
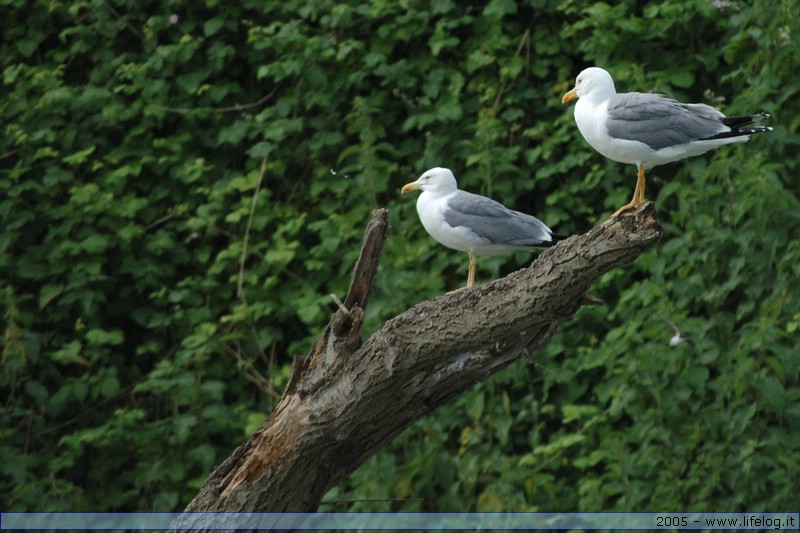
[741,126,773,134]
[702,120,772,141]
[721,112,771,129]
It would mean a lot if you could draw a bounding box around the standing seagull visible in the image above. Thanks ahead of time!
[562,67,772,218]
[401,167,561,288]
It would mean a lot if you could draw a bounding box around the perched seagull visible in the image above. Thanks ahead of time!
[562,67,772,218]
[401,167,561,288]
[660,318,695,348]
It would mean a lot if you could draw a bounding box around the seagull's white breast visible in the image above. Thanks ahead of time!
[416,191,487,253]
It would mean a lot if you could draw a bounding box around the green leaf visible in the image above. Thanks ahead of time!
[85,328,124,346]
[203,18,226,37]
[63,145,97,166]
[466,391,485,422]
[39,284,64,309]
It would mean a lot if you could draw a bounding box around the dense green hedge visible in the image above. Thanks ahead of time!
[2,0,798,511]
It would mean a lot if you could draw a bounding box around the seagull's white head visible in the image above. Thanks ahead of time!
[401,167,458,196]
[562,67,617,104]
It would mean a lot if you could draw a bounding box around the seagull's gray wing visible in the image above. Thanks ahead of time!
[605,92,728,150]
[443,191,554,247]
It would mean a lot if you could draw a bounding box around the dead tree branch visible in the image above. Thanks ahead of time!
[176,201,662,517]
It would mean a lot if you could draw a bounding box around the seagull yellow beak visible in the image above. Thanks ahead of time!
[562,87,578,104]
[401,181,420,194]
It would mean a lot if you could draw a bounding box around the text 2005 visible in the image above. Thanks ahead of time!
[656,516,688,527]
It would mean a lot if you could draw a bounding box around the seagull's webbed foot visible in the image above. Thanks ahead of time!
[446,286,469,294]
[445,254,477,293]
[610,200,638,219]
[610,166,647,219]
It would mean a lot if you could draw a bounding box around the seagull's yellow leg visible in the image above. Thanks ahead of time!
[634,165,647,204]
[467,252,477,288]
[610,165,647,219]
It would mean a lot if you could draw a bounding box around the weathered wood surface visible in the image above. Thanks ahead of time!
[176,202,662,518]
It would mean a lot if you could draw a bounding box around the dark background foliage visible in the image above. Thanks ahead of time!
[2,0,798,512]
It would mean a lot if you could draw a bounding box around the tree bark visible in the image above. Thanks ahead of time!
[180,201,662,515]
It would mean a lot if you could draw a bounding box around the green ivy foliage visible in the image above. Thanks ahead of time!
[2,0,798,512]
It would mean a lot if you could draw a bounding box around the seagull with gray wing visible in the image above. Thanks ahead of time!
[562,67,771,218]
[401,167,562,288]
